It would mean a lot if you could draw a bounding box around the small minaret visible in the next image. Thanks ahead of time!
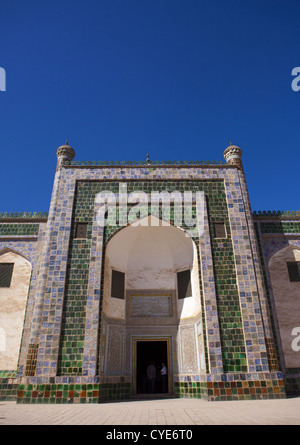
[56,140,75,169]
[223,141,243,170]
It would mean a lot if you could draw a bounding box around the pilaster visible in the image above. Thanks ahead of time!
[82,201,105,376]
[196,192,223,374]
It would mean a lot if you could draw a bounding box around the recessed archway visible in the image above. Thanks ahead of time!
[0,249,32,370]
[99,215,205,396]
[102,215,201,320]
[269,245,300,369]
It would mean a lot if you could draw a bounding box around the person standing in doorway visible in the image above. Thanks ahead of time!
[147,361,156,393]
[160,362,168,393]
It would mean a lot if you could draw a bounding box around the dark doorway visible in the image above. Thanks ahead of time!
[136,340,169,394]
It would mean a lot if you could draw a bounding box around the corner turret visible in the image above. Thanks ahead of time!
[223,142,243,169]
[56,140,75,169]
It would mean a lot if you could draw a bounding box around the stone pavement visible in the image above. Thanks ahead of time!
[1,396,300,425]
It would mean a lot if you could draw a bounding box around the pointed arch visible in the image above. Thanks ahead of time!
[268,244,300,369]
[269,244,300,264]
[105,210,189,245]
[0,247,32,264]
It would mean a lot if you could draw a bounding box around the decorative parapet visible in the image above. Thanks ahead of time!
[2,211,299,220]
[253,210,300,218]
[64,159,226,166]
[0,211,48,220]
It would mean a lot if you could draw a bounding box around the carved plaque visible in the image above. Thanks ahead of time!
[107,327,123,373]
[181,326,198,373]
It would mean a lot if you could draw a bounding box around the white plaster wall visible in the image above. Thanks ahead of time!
[0,251,31,370]
[126,223,191,290]
[269,246,300,368]
[103,255,126,320]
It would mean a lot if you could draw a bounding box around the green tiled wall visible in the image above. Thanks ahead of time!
[260,222,300,234]
[210,221,247,372]
[58,179,246,376]
[174,376,286,401]
[0,371,18,401]
[0,223,39,236]
[16,382,131,404]
[57,247,91,374]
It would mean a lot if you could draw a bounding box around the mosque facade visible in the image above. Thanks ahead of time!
[0,142,300,403]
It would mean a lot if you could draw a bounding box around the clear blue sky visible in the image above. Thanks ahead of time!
[0,0,299,213]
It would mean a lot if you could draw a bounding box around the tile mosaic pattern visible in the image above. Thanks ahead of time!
[16,223,47,375]
[0,219,45,263]
[57,237,90,375]
[225,171,270,374]
[0,212,48,219]
[0,371,18,401]
[0,223,39,236]
[67,160,226,167]
[58,178,246,378]
[0,240,37,263]
[32,170,76,378]
[260,221,300,234]
[174,372,286,400]
[196,194,223,374]
[16,381,131,404]
[25,344,39,376]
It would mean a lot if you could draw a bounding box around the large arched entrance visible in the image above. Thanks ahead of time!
[100,216,205,396]
[269,245,300,369]
[0,249,32,371]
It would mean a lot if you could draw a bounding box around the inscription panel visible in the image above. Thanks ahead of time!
[129,293,172,317]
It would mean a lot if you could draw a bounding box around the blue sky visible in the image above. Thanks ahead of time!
[0,0,299,213]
